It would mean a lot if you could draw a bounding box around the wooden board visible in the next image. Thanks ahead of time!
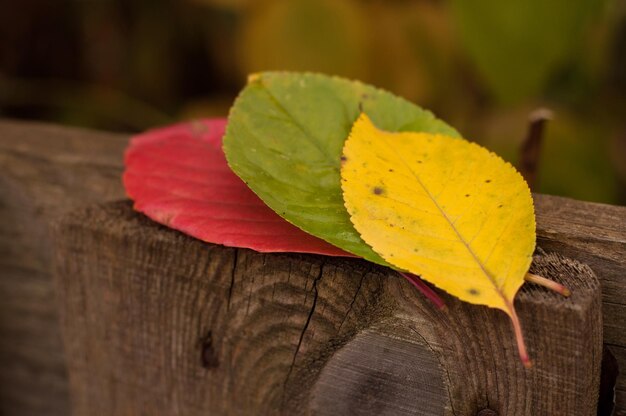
[0,119,624,414]
[534,194,626,413]
[54,201,602,415]
[0,120,127,415]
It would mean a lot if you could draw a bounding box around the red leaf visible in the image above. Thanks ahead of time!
[123,119,352,256]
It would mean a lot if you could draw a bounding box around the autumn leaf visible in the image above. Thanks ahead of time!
[341,113,536,365]
[124,117,445,308]
[223,71,458,265]
[123,118,350,256]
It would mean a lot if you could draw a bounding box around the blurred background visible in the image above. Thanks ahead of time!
[1,0,625,204]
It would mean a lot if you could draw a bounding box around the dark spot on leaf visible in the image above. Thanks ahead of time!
[413,248,419,252]
[389,223,395,227]
[340,155,347,162]
[498,204,503,208]
[485,179,492,183]
[388,168,394,172]
[467,288,480,296]
[417,160,423,164]
[373,186,384,195]
[465,194,470,197]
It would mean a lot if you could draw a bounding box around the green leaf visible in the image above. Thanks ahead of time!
[449,0,606,103]
[223,71,459,265]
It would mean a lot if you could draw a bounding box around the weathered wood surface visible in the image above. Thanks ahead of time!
[54,201,602,415]
[534,194,626,414]
[0,119,625,414]
[0,120,127,415]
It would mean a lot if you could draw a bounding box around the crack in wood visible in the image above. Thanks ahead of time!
[282,261,325,405]
[410,325,458,416]
[227,249,238,311]
[337,272,367,334]
[245,255,254,316]
[2,120,619,416]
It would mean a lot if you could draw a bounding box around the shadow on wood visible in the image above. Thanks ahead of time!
[53,201,602,415]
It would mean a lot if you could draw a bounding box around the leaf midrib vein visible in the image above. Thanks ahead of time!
[260,83,335,162]
[384,141,507,301]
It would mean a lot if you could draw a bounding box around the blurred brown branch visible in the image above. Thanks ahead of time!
[519,108,553,191]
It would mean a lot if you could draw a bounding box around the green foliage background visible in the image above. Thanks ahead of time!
[2,0,625,204]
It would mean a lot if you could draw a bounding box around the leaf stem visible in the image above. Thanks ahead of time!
[398,272,446,310]
[506,300,532,368]
[525,273,571,297]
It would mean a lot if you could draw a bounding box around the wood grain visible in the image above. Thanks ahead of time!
[53,201,602,415]
[1,120,624,414]
[0,119,127,415]
[535,194,626,410]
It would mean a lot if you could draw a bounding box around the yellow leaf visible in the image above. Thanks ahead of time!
[341,113,536,365]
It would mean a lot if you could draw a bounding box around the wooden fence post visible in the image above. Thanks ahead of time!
[53,201,602,415]
[2,121,625,415]
[0,120,126,415]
